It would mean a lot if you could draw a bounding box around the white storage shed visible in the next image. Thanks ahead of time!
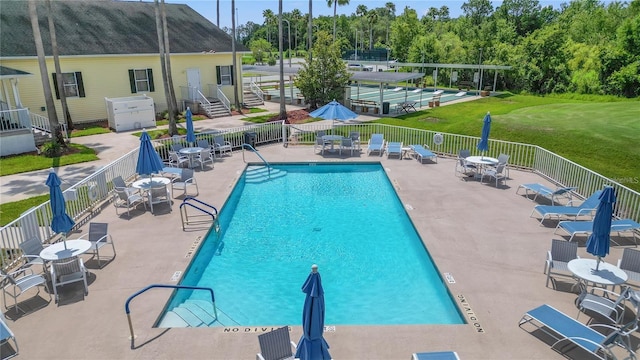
[105,95,156,132]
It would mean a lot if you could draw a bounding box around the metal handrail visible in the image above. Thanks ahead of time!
[125,284,217,343]
[249,81,264,102]
[216,85,231,112]
[179,197,218,231]
[242,143,271,177]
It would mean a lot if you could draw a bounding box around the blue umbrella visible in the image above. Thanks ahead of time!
[476,112,492,155]
[309,100,357,127]
[185,107,196,144]
[295,264,331,360]
[46,171,75,250]
[136,130,164,177]
[586,186,616,270]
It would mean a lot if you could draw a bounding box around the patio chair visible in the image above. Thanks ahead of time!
[314,136,327,155]
[530,189,603,225]
[18,237,47,273]
[1,267,50,313]
[113,187,146,216]
[366,134,385,156]
[455,149,477,178]
[489,153,510,177]
[1,312,18,359]
[519,304,638,360]
[147,183,172,214]
[410,144,437,164]
[544,239,579,288]
[197,139,211,151]
[412,352,460,360]
[349,131,361,150]
[171,168,199,197]
[340,138,355,156]
[196,148,214,170]
[213,135,232,156]
[517,183,577,205]
[170,143,184,152]
[256,326,297,360]
[50,256,88,304]
[480,162,507,187]
[77,222,116,268]
[554,219,640,244]
[576,286,630,325]
[385,141,403,159]
[618,248,640,288]
[168,152,189,168]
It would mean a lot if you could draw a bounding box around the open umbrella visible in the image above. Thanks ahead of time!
[185,107,196,145]
[309,100,357,128]
[476,112,492,157]
[586,186,616,270]
[136,130,164,177]
[295,264,331,360]
[46,171,75,250]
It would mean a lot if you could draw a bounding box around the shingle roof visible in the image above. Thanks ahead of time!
[0,0,248,57]
[0,66,32,77]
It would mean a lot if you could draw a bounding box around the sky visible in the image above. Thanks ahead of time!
[163,0,619,30]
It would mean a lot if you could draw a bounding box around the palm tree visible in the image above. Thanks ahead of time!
[367,10,378,50]
[263,9,275,45]
[46,0,73,132]
[28,0,64,147]
[308,0,313,61]
[385,2,396,44]
[161,0,178,129]
[154,0,177,136]
[278,0,286,120]
[327,0,349,40]
[231,2,241,111]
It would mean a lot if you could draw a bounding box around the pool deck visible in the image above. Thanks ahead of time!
[3,143,639,360]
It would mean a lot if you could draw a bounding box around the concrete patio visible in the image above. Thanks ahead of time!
[2,143,638,360]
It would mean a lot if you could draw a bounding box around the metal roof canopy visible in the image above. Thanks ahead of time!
[349,71,425,83]
[242,64,301,76]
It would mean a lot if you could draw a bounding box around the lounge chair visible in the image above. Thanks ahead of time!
[618,248,640,288]
[256,326,296,360]
[544,239,579,288]
[519,304,637,360]
[385,141,403,159]
[1,312,18,359]
[517,183,577,205]
[412,351,460,360]
[554,219,640,243]
[367,134,385,156]
[77,222,116,268]
[530,190,603,225]
[410,144,437,163]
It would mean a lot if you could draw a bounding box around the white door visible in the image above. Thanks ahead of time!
[186,68,201,100]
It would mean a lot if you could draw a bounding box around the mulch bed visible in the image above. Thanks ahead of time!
[265,109,312,124]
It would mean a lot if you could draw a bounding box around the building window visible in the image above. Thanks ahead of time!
[52,72,85,98]
[128,69,155,93]
[216,65,234,85]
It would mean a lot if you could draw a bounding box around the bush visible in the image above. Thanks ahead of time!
[40,141,62,158]
[267,58,277,66]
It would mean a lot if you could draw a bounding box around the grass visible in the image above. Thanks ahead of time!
[0,143,98,176]
[70,125,111,137]
[377,93,640,191]
[0,195,49,226]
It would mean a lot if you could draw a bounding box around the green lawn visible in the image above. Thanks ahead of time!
[0,195,49,226]
[378,94,640,191]
[0,143,98,176]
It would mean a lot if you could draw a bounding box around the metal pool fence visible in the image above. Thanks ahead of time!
[2,122,638,269]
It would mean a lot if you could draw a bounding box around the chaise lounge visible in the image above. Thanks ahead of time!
[517,183,577,205]
[410,144,437,164]
[554,219,640,243]
[530,190,602,225]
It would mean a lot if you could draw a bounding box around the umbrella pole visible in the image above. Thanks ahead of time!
[595,256,601,270]
[62,234,68,250]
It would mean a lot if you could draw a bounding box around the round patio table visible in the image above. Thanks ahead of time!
[39,239,92,261]
[568,258,628,291]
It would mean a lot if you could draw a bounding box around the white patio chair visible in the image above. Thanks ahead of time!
[1,312,19,359]
[213,135,232,156]
[18,237,47,273]
[168,151,189,168]
[171,168,199,197]
[455,149,477,178]
[544,239,579,288]
[340,138,355,155]
[481,162,508,187]
[314,136,327,155]
[113,187,146,216]
[197,148,214,170]
[76,222,116,268]
[1,267,50,313]
[50,256,88,304]
[147,183,172,214]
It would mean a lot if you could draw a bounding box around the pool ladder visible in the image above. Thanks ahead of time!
[242,143,271,177]
[180,196,219,232]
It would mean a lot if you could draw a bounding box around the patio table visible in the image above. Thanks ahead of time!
[39,239,92,261]
[179,147,204,168]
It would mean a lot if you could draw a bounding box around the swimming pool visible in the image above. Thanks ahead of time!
[158,163,464,327]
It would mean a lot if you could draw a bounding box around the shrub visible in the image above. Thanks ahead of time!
[267,58,277,66]
[41,140,62,158]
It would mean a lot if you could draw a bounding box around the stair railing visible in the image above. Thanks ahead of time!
[125,284,217,346]
[249,81,264,102]
[216,85,231,113]
[179,196,218,231]
[242,143,271,177]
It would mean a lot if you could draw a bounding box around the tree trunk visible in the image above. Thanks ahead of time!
[154,0,176,136]
[161,0,179,133]
[47,0,73,133]
[28,0,64,147]
[231,1,242,111]
[278,0,287,120]
[308,0,313,62]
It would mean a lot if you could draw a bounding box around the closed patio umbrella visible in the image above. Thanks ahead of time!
[476,112,491,157]
[309,100,357,128]
[185,107,196,145]
[586,186,616,270]
[295,264,331,360]
[136,130,164,178]
[46,171,75,250]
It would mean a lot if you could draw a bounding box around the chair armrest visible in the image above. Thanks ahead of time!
[617,258,622,267]
[546,251,553,262]
[7,267,34,278]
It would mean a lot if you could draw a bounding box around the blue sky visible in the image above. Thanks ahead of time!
[163,0,618,30]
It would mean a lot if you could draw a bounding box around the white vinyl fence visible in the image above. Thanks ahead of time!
[2,122,639,270]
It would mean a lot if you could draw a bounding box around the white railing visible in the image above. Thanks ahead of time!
[29,112,68,138]
[0,109,31,132]
[2,122,639,270]
[216,85,231,112]
[250,81,264,102]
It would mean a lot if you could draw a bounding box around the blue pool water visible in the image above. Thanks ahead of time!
[162,163,463,326]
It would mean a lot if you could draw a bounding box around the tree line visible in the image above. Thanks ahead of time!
[227,0,639,97]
